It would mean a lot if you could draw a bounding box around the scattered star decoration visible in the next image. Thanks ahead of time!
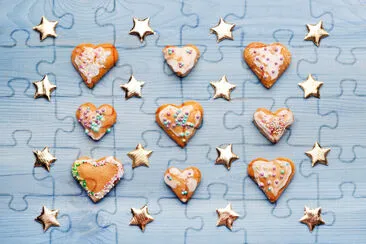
[127,143,153,168]
[305,142,331,167]
[129,17,154,42]
[298,74,323,99]
[210,75,236,101]
[129,205,154,231]
[35,206,60,232]
[33,147,57,172]
[215,144,239,170]
[216,203,239,230]
[210,17,235,43]
[120,75,145,99]
[33,16,58,41]
[299,206,325,232]
[304,20,329,47]
[33,75,57,101]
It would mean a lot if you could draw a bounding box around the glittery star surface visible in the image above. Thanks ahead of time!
[33,147,57,171]
[305,142,331,167]
[129,17,154,42]
[129,205,154,231]
[35,206,60,232]
[210,75,236,101]
[120,75,145,99]
[127,143,153,168]
[298,74,323,98]
[299,206,325,232]
[33,16,58,41]
[216,203,239,230]
[210,17,235,43]
[33,75,57,101]
[215,144,239,170]
[304,20,329,47]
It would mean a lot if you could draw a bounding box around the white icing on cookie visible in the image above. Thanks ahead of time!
[249,45,284,80]
[163,46,199,76]
[74,47,111,84]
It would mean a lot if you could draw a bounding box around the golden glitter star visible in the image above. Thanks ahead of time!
[298,74,323,98]
[304,20,329,47]
[35,206,60,232]
[305,142,331,167]
[216,203,239,230]
[299,206,325,232]
[210,75,236,101]
[215,144,239,170]
[129,17,154,42]
[127,143,153,168]
[210,17,235,43]
[129,205,154,231]
[33,75,57,101]
[120,75,145,99]
[33,147,57,172]
[33,16,58,41]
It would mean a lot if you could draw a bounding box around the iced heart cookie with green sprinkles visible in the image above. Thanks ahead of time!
[72,156,124,202]
[248,157,295,203]
[156,101,203,148]
[162,44,200,77]
[164,166,201,203]
[76,103,117,141]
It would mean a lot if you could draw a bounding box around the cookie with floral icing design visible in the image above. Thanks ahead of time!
[253,108,294,144]
[164,166,201,203]
[162,44,200,77]
[72,43,119,88]
[156,101,203,148]
[244,42,291,88]
[76,103,117,141]
[72,156,124,202]
[248,157,295,203]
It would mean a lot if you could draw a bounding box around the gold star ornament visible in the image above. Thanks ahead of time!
[33,16,58,41]
[129,205,154,231]
[215,144,239,170]
[299,206,325,232]
[33,147,57,171]
[33,75,57,101]
[35,206,60,232]
[304,20,329,47]
[210,75,236,101]
[129,17,154,42]
[120,75,145,99]
[305,142,331,167]
[127,143,153,168]
[298,74,323,98]
[210,17,235,43]
[216,203,239,230]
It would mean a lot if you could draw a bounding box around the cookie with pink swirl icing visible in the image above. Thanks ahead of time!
[244,42,291,88]
[163,44,200,77]
[253,108,294,144]
[248,157,295,203]
[72,43,119,88]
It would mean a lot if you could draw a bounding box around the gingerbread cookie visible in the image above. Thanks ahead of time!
[244,42,291,88]
[72,156,124,202]
[248,157,295,203]
[164,167,201,203]
[253,108,294,144]
[162,44,200,77]
[72,43,119,88]
[156,101,203,148]
[76,103,117,141]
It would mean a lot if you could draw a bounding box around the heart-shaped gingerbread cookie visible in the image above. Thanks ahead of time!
[72,156,124,202]
[244,42,291,88]
[156,101,203,148]
[253,108,294,144]
[248,157,295,203]
[164,166,201,203]
[162,44,200,77]
[72,43,119,88]
[76,103,117,141]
